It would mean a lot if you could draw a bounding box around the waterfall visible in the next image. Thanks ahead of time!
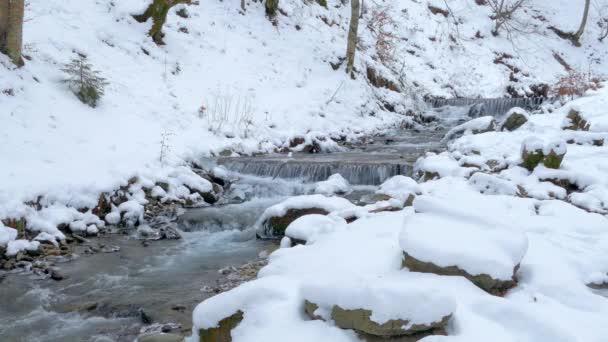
[219,158,413,185]
[427,97,550,117]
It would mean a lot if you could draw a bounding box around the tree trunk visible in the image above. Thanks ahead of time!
[573,0,591,45]
[0,0,25,66]
[133,0,195,45]
[346,0,360,77]
[265,0,279,18]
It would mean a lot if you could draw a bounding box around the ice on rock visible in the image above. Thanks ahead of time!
[399,210,528,294]
[285,214,347,245]
[314,174,352,196]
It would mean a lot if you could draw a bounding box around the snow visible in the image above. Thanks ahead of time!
[6,239,40,256]
[442,116,495,142]
[0,223,18,246]
[314,174,351,196]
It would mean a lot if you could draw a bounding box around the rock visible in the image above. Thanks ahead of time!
[543,140,567,169]
[138,333,184,342]
[2,260,15,270]
[140,308,154,324]
[500,108,528,131]
[562,108,590,131]
[198,311,243,342]
[521,138,545,171]
[92,193,112,219]
[305,301,449,340]
[263,208,329,237]
[50,269,65,281]
[402,252,519,296]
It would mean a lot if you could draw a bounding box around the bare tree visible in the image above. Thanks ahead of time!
[573,0,591,44]
[549,0,591,47]
[133,0,198,45]
[346,0,360,77]
[0,0,25,66]
[487,0,528,36]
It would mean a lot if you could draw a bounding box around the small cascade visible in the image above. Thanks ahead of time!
[427,97,550,116]
[219,158,412,185]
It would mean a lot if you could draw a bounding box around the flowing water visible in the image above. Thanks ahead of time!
[0,111,458,342]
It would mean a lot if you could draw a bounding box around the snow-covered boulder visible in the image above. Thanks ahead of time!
[314,174,351,196]
[376,175,421,206]
[302,277,455,339]
[468,172,521,196]
[442,116,496,142]
[256,195,356,238]
[499,107,528,131]
[284,214,347,245]
[400,213,528,295]
[414,152,477,181]
[521,138,567,170]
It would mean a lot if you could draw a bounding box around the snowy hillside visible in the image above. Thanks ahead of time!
[1,0,606,214]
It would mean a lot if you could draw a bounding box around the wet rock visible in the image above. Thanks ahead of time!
[199,311,243,342]
[402,252,519,296]
[49,269,65,281]
[171,305,187,312]
[3,260,16,270]
[304,301,450,341]
[262,207,329,237]
[140,308,154,324]
[500,108,528,131]
[562,108,590,131]
[138,333,184,342]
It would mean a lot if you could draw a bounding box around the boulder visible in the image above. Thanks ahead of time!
[400,212,527,295]
[302,276,454,341]
[500,108,528,131]
[199,311,243,342]
[543,140,567,169]
[521,138,566,170]
[265,208,329,237]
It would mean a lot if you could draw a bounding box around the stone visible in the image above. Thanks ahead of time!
[500,109,528,131]
[305,301,450,341]
[521,145,544,171]
[402,252,519,296]
[562,108,590,131]
[138,333,184,342]
[199,311,243,342]
[263,208,329,237]
[50,269,65,281]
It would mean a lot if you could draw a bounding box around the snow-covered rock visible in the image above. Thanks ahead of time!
[314,174,352,196]
[499,107,529,131]
[303,276,455,338]
[6,239,40,257]
[442,116,496,142]
[284,214,347,245]
[376,175,421,205]
[256,195,355,238]
[400,208,528,294]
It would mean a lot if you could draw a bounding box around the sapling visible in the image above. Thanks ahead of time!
[62,55,108,107]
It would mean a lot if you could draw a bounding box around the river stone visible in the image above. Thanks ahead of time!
[263,208,329,237]
[500,109,528,131]
[562,108,590,131]
[304,301,450,340]
[199,311,243,342]
[402,252,519,295]
[138,333,184,342]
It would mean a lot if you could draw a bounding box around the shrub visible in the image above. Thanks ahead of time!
[552,69,603,100]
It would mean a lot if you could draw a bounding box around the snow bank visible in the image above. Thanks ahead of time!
[0,223,18,247]
[6,239,40,256]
